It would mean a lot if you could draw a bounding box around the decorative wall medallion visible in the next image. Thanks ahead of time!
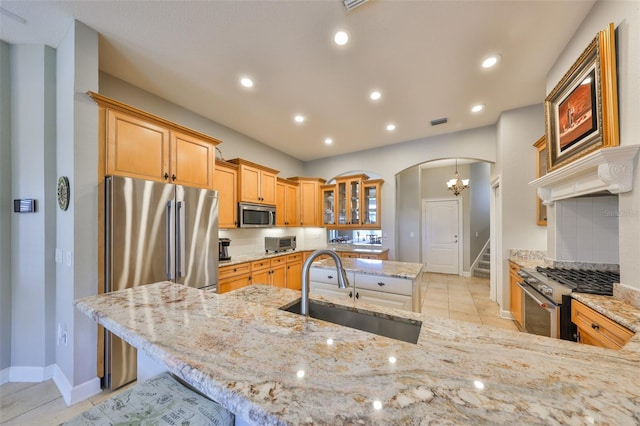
[57,176,70,211]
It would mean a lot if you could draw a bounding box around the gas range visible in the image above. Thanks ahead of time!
[518,267,618,305]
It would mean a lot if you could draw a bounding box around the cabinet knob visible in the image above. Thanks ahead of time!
[377,282,385,287]
[163,173,169,180]
[328,275,334,279]
[349,291,353,298]
[591,323,600,330]
[355,292,359,299]
[171,174,177,181]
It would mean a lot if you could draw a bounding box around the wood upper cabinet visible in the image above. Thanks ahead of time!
[326,174,384,229]
[362,179,383,228]
[213,160,238,228]
[170,130,216,189]
[321,185,336,226]
[289,177,326,227]
[509,262,523,327]
[276,178,299,227]
[229,158,278,205]
[90,92,221,190]
[106,109,170,181]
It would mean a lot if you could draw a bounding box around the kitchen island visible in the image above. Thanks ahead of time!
[75,282,640,425]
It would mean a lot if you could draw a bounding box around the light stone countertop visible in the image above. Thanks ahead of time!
[312,257,423,280]
[75,282,640,425]
[219,246,389,268]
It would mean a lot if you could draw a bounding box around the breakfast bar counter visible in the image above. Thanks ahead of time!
[75,282,640,425]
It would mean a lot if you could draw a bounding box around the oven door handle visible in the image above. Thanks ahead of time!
[517,282,557,311]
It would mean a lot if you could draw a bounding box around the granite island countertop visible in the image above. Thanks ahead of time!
[75,282,640,425]
[312,257,423,280]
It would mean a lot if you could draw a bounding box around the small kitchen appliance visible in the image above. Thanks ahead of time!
[219,238,231,261]
[265,236,296,253]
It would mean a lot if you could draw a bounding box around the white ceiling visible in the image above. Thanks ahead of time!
[1,0,595,162]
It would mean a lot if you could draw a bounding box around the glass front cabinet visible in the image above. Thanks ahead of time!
[326,174,383,229]
[362,179,383,228]
[321,184,336,226]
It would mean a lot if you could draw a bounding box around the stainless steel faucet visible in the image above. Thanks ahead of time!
[301,249,350,316]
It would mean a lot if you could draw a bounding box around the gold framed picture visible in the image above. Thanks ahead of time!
[545,23,619,171]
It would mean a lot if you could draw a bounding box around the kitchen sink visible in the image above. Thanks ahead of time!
[282,300,422,344]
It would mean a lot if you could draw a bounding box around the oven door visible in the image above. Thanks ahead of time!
[517,282,559,339]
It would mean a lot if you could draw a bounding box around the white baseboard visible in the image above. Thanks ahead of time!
[461,271,471,278]
[499,309,514,320]
[2,364,101,407]
[53,364,101,406]
[0,367,9,385]
[8,364,55,382]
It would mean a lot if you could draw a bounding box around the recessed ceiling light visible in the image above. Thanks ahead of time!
[370,90,381,101]
[482,54,501,69]
[471,104,485,113]
[334,30,349,46]
[294,114,305,123]
[386,123,396,131]
[240,77,254,88]
[324,138,333,145]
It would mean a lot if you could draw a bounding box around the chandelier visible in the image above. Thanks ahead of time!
[446,160,470,196]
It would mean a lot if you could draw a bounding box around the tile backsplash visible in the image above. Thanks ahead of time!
[219,227,327,258]
[555,195,619,264]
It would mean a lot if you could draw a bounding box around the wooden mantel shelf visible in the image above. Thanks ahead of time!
[530,145,640,205]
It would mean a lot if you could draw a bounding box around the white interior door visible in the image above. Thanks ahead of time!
[423,200,459,274]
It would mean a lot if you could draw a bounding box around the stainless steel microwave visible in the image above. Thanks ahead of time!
[238,202,276,228]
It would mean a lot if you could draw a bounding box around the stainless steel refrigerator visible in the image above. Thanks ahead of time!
[104,175,218,389]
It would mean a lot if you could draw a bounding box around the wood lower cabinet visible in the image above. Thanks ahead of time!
[91,92,220,190]
[218,262,251,294]
[572,300,633,349]
[229,158,278,205]
[285,253,303,290]
[509,262,523,327]
[252,257,286,288]
[213,160,238,228]
[338,251,360,259]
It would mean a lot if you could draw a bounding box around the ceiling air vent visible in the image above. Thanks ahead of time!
[430,117,448,126]
[343,0,368,12]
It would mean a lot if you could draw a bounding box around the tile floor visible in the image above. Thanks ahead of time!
[1,273,518,425]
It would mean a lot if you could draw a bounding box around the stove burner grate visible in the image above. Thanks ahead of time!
[535,267,618,296]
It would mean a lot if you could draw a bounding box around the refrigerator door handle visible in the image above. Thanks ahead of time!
[166,200,174,280]
[105,177,113,293]
[177,201,186,277]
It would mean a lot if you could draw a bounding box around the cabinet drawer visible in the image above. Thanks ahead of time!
[355,273,413,296]
[219,262,251,280]
[251,259,271,272]
[339,252,360,259]
[271,255,286,266]
[286,252,303,263]
[309,268,353,286]
[572,300,633,349]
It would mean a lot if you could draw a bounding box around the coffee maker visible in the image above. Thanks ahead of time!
[219,238,231,261]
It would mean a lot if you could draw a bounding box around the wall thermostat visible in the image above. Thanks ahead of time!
[14,199,36,213]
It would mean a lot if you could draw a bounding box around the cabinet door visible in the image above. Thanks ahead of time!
[238,164,262,203]
[286,260,302,290]
[260,170,277,205]
[213,163,238,228]
[299,179,319,226]
[219,275,251,294]
[321,186,335,226]
[107,109,170,181]
[271,263,287,288]
[362,180,382,228]
[355,288,412,312]
[252,268,271,286]
[170,130,216,189]
[276,181,287,227]
[348,178,361,226]
[285,183,299,226]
